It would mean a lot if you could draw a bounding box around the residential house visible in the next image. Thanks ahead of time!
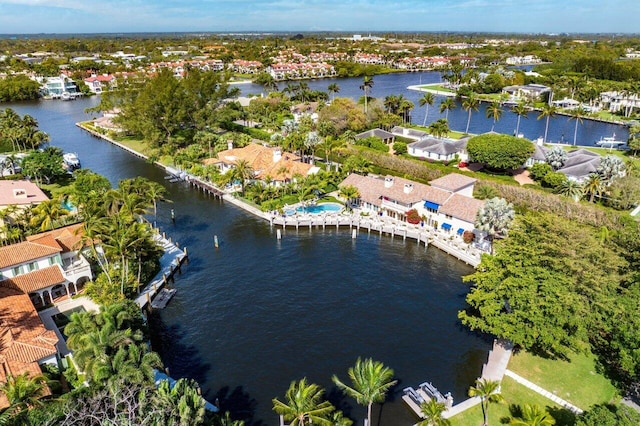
[34,74,78,97]
[291,102,320,123]
[501,84,551,102]
[355,129,395,145]
[83,74,117,94]
[407,136,469,162]
[204,143,320,186]
[557,149,601,182]
[0,223,94,309]
[599,91,640,116]
[339,173,484,235]
[525,143,548,168]
[390,126,428,141]
[0,180,49,210]
[0,286,59,408]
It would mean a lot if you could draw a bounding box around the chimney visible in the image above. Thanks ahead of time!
[227,140,233,150]
[273,148,282,162]
[403,183,413,194]
[13,189,27,199]
[384,176,394,188]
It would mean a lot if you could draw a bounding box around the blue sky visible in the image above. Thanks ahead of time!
[0,0,637,35]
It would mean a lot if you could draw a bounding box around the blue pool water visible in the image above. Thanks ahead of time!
[295,202,343,215]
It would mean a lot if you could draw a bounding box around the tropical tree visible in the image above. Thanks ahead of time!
[474,185,499,200]
[272,378,334,426]
[475,197,515,246]
[148,378,207,426]
[569,106,587,146]
[486,101,503,132]
[597,155,625,184]
[418,399,451,426]
[0,373,48,425]
[339,185,360,208]
[544,146,568,170]
[214,411,246,426]
[468,379,504,426]
[537,103,558,143]
[439,98,456,120]
[30,198,70,231]
[428,119,450,138]
[628,124,640,156]
[509,404,556,426]
[398,96,415,125]
[555,179,584,201]
[332,358,397,426]
[327,83,340,102]
[582,173,604,203]
[511,101,529,136]
[419,92,435,127]
[359,76,374,114]
[466,134,534,171]
[230,159,255,193]
[462,94,480,134]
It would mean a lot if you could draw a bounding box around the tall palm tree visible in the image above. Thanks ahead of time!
[582,173,604,203]
[272,378,334,426]
[231,159,255,193]
[327,83,340,102]
[0,373,48,425]
[399,97,415,125]
[30,198,70,231]
[568,106,587,146]
[485,101,503,132]
[419,92,435,127]
[418,399,451,426]
[332,358,397,426]
[359,76,374,114]
[468,379,504,426]
[439,98,455,120]
[537,103,557,143]
[511,101,529,136]
[462,94,480,134]
[509,404,555,426]
[428,119,450,138]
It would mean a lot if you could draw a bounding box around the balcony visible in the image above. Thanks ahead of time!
[61,257,92,283]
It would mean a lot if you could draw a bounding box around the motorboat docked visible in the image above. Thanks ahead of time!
[595,134,626,148]
[63,152,81,170]
[402,382,452,418]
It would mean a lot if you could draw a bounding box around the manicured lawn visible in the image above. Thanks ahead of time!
[450,376,576,426]
[417,84,455,93]
[507,350,618,409]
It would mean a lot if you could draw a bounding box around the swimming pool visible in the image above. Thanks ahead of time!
[287,202,343,215]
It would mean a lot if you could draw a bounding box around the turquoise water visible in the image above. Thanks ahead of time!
[294,202,343,215]
[61,199,77,212]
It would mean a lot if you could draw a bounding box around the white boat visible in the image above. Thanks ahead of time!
[595,134,626,148]
[63,152,81,169]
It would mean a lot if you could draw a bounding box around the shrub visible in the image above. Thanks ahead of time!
[467,133,535,170]
[406,208,422,224]
[543,171,567,189]
[529,162,553,182]
[393,142,407,155]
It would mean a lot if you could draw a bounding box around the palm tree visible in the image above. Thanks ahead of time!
[473,185,499,200]
[439,98,456,120]
[486,101,503,132]
[30,198,70,231]
[327,83,340,102]
[332,358,397,426]
[215,411,246,426]
[150,378,207,426]
[468,379,504,426]
[537,103,557,143]
[462,94,480,134]
[231,159,255,193]
[339,185,360,208]
[511,101,529,136]
[509,404,555,426]
[418,399,451,426]
[428,119,450,138]
[0,373,48,425]
[582,173,604,203]
[419,92,435,127]
[555,179,584,201]
[272,378,334,426]
[360,76,374,114]
[399,97,415,125]
[568,106,586,146]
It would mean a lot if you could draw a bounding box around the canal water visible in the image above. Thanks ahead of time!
[239,71,629,145]
[2,87,625,424]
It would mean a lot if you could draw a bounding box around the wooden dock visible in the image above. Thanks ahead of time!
[151,288,177,309]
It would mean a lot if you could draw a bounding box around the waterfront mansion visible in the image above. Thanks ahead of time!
[340,173,485,235]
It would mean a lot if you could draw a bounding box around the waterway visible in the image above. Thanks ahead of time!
[239,71,629,145]
[3,96,491,425]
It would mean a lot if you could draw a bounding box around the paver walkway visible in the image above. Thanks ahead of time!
[504,369,584,414]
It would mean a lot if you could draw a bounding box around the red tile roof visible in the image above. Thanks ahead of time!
[340,174,451,207]
[0,240,61,269]
[0,286,58,408]
[0,265,66,293]
[27,223,85,252]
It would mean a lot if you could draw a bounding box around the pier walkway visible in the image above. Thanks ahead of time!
[504,370,584,414]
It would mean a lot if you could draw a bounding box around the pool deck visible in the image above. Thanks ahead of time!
[39,296,100,355]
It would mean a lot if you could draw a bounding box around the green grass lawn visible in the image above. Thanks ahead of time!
[507,350,618,409]
[450,376,576,426]
[417,84,455,93]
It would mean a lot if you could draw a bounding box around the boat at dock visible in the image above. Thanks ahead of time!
[151,288,176,309]
[402,382,452,418]
[595,134,626,148]
[63,152,81,170]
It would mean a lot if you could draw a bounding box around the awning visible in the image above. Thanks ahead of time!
[441,223,452,230]
[424,201,440,210]
[457,228,465,235]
